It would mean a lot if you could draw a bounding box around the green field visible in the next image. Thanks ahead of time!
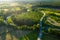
[0,1,60,40]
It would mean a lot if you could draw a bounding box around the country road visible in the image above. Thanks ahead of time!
[37,11,60,40]
[37,11,46,40]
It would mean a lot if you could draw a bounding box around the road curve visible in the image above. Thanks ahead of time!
[40,11,46,21]
[37,11,46,40]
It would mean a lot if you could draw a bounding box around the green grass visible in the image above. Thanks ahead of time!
[0,7,60,40]
[42,33,59,40]
[19,31,38,40]
[19,31,59,40]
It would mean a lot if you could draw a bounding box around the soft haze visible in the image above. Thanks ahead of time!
[0,0,60,2]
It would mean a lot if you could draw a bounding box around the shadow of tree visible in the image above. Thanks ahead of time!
[0,25,31,40]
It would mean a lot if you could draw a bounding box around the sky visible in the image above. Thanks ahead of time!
[0,0,58,1]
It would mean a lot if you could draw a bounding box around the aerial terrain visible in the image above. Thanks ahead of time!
[0,0,60,40]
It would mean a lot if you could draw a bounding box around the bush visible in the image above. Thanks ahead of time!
[0,17,5,25]
[12,11,42,26]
